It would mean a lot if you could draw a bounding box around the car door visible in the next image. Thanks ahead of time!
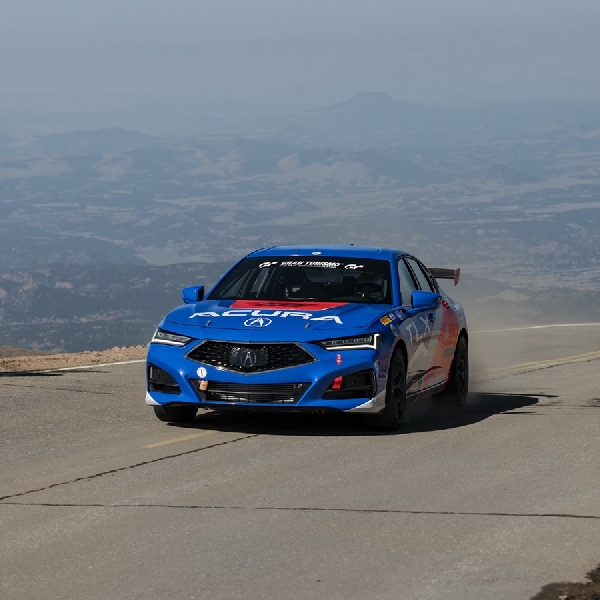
[397,257,433,395]
[404,257,445,391]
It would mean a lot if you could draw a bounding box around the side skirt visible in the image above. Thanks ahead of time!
[408,380,447,402]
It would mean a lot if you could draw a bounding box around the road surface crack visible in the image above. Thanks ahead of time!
[1,502,600,521]
[0,422,306,502]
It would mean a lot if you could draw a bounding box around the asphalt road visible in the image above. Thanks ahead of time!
[1,324,600,600]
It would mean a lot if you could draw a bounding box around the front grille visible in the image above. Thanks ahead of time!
[186,341,315,373]
[193,381,310,404]
[148,363,181,395]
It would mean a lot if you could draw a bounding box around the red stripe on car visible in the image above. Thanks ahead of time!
[231,300,348,311]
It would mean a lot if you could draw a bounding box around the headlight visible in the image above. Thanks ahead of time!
[317,333,381,350]
[151,327,195,347]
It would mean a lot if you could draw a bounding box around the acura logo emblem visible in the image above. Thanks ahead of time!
[244,317,272,327]
[230,346,269,369]
[241,350,257,367]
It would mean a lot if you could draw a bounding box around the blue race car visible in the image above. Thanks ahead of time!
[146,246,468,430]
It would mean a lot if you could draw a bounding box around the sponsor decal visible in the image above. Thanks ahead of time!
[244,317,272,328]
[406,315,432,346]
[406,322,418,345]
[419,314,432,333]
[257,260,366,270]
[380,316,392,325]
[196,367,207,378]
[390,323,399,336]
[189,308,343,324]
[312,251,322,255]
[255,259,366,270]
[336,354,343,366]
[280,260,342,269]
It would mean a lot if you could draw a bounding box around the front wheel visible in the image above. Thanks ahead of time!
[153,405,198,423]
[445,335,469,405]
[370,350,408,432]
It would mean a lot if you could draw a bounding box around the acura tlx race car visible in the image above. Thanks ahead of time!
[146,246,468,431]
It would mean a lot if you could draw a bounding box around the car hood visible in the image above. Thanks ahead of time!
[164,299,385,331]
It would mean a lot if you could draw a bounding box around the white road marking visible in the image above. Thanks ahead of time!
[143,430,218,448]
[474,349,600,382]
[45,359,145,372]
[473,323,600,334]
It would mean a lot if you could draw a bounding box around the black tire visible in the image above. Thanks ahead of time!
[370,350,408,432]
[153,405,198,423]
[445,335,469,406]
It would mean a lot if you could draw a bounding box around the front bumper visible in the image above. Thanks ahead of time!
[145,340,388,414]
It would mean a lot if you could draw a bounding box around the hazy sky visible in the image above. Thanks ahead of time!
[2,0,600,110]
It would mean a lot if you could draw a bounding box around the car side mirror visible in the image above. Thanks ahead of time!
[411,290,441,311]
[181,286,205,304]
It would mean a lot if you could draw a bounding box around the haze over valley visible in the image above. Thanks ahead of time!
[1,93,600,351]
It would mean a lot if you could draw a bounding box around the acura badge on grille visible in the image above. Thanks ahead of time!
[242,350,256,367]
[230,346,269,369]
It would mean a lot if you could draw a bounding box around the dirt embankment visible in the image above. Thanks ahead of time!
[0,345,51,359]
[0,345,147,373]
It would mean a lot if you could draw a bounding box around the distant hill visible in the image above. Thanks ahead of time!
[468,163,540,186]
[0,225,147,270]
[282,93,600,150]
[0,261,229,352]
[26,127,160,155]
[1,93,600,291]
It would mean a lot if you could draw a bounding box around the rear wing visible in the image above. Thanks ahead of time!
[430,267,461,286]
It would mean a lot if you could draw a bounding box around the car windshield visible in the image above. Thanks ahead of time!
[209,256,393,304]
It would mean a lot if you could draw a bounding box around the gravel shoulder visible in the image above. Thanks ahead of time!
[0,345,147,373]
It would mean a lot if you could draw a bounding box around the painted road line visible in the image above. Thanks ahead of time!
[473,323,600,334]
[486,350,600,374]
[474,350,600,382]
[143,430,219,448]
[0,359,146,376]
[51,359,145,372]
[478,350,600,380]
